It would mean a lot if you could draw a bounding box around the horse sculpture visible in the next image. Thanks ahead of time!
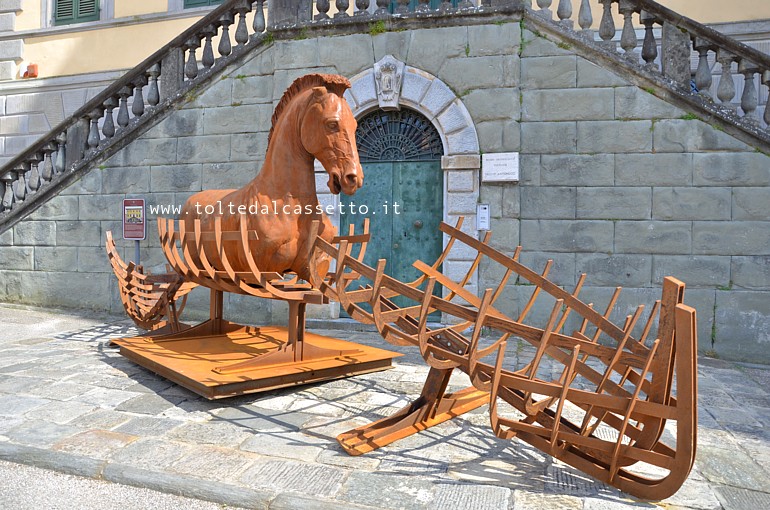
[180,73,362,285]
[111,74,399,399]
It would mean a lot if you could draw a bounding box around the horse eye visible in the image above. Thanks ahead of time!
[327,121,339,131]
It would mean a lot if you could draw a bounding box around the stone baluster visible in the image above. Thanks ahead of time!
[598,0,616,50]
[253,1,266,33]
[54,133,66,174]
[536,0,553,20]
[738,60,759,123]
[335,0,349,17]
[234,1,251,46]
[132,77,146,117]
[640,10,658,68]
[218,13,234,57]
[439,0,453,12]
[316,0,330,20]
[693,39,713,97]
[0,170,14,211]
[763,71,770,126]
[415,0,430,13]
[185,37,201,80]
[41,144,55,183]
[102,98,117,139]
[13,164,26,202]
[716,50,737,110]
[117,87,132,128]
[618,0,637,57]
[372,0,389,16]
[147,64,161,106]
[578,0,593,38]
[395,0,409,14]
[26,154,42,192]
[557,0,572,28]
[87,111,102,149]
[201,25,217,69]
[355,0,370,16]
[458,0,473,9]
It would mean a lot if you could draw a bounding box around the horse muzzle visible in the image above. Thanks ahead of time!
[329,166,362,195]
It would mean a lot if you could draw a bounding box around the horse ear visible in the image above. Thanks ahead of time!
[311,86,327,101]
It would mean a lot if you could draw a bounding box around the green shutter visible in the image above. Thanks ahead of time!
[77,0,99,20]
[54,0,99,25]
[184,0,223,7]
[54,0,75,24]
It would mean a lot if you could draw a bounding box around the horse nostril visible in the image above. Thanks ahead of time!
[344,173,358,188]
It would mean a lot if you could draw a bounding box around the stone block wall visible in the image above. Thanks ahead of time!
[1,21,769,362]
[477,27,770,362]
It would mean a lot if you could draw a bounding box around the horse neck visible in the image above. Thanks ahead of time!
[253,93,316,200]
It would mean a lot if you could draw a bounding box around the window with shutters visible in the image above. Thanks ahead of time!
[54,0,100,26]
[184,0,224,7]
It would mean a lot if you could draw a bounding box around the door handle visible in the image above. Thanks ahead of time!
[413,220,423,229]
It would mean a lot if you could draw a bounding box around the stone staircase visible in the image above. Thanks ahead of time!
[1,0,769,234]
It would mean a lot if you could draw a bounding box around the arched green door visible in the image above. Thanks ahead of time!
[341,109,444,317]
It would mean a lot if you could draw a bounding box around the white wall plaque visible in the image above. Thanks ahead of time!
[482,152,520,182]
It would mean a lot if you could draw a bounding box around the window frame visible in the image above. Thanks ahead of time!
[182,0,223,8]
[52,0,102,26]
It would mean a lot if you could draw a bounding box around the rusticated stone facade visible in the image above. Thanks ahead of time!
[1,18,769,362]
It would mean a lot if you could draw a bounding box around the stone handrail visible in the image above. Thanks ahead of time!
[531,0,770,130]
[0,0,268,232]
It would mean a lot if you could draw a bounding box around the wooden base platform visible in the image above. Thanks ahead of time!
[112,321,401,399]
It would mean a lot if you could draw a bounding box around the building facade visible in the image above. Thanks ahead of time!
[1,1,770,363]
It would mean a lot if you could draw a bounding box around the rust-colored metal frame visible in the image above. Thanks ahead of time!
[110,217,400,399]
[106,230,197,334]
[315,218,698,501]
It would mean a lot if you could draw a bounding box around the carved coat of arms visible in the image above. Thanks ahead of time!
[374,55,405,110]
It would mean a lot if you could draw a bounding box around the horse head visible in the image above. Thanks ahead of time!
[300,84,363,196]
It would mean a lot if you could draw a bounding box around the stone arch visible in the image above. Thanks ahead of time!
[344,63,480,157]
[334,59,482,308]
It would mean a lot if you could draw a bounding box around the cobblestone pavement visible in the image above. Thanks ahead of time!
[0,304,769,509]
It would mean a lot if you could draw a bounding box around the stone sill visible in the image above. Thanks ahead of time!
[0,69,127,93]
[0,6,216,43]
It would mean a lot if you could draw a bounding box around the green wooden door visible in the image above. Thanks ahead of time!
[341,161,443,316]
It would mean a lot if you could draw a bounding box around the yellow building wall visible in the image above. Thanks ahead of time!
[23,18,202,78]
[662,0,770,23]
[15,1,41,31]
[584,0,770,26]
[115,0,169,18]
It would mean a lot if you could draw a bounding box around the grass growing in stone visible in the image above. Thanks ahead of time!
[369,21,386,36]
[680,113,699,121]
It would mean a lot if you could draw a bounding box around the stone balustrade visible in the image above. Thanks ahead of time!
[0,0,267,227]
[531,0,770,129]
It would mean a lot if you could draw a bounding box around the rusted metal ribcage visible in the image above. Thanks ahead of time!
[314,217,697,501]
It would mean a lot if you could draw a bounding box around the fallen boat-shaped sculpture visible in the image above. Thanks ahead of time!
[314,218,697,501]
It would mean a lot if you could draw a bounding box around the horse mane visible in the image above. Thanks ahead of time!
[267,73,352,146]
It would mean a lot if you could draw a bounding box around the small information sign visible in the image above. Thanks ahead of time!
[123,198,146,241]
[482,152,520,182]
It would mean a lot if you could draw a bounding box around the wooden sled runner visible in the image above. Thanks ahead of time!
[106,230,197,334]
[110,217,399,399]
[315,218,698,501]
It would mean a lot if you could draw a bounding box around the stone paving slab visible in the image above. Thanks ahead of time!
[0,304,769,509]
